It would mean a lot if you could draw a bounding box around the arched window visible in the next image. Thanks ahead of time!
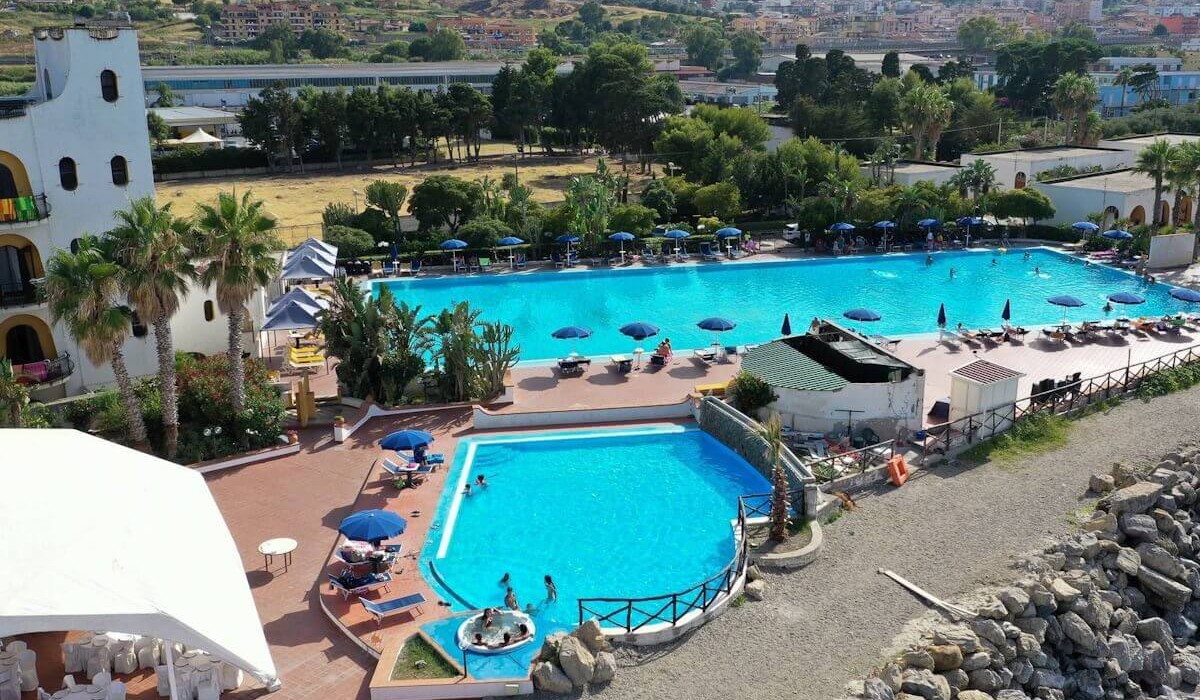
[110,156,128,186]
[203,300,215,322]
[0,164,17,199]
[1014,172,1027,189]
[58,157,77,191]
[43,69,52,100]
[69,238,81,254]
[100,69,118,102]
[6,325,45,364]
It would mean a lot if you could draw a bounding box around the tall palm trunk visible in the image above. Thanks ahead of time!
[227,306,246,414]
[111,343,149,451]
[153,311,179,459]
[1155,177,1165,226]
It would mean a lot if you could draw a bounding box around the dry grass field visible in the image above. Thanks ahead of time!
[158,154,648,227]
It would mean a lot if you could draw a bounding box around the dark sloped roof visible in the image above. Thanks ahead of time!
[951,359,1023,384]
[741,341,848,392]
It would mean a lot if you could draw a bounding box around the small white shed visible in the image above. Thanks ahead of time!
[949,360,1025,438]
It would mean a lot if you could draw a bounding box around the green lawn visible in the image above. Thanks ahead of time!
[391,635,460,681]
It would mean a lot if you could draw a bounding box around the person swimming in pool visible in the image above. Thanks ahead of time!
[499,572,510,586]
[1023,250,1032,261]
[505,587,519,610]
[991,258,998,266]
[475,474,488,488]
[1033,266,1040,275]
[462,483,472,497]
[545,574,557,601]
[949,267,957,279]
[925,254,933,266]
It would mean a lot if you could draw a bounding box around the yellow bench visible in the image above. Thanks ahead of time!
[694,382,728,397]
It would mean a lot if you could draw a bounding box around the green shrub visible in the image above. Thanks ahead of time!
[729,371,777,415]
[1137,362,1200,400]
[960,411,1070,463]
[322,202,357,228]
[325,225,376,257]
[152,146,267,175]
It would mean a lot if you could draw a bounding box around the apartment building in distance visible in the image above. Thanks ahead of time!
[430,16,536,50]
[730,16,817,47]
[216,2,343,42]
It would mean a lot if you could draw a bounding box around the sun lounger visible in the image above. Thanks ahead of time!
[479,257,492,272]
[381,457,435,477]
[403,259,422,276]
[868,334,899,350]
[693,347,717,364]
[699,242,720,261]
[468,257,481,273]
[327,572,392,601]
[395,451,445,465]
[515,253,528,269]
[381,261,396,276]
[641,247,661,263]
[610,354,632,374]
[361,593,427,625]
[693,381,729,397]
[557,357,591,376]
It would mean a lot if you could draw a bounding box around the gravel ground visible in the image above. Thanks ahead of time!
[554,386,1200,700]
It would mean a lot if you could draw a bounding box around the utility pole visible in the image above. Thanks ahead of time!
[996,116,1002,145]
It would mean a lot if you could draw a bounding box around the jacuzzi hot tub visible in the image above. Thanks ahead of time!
[456,609,536,654]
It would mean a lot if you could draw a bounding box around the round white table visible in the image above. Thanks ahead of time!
[258,538,297,572]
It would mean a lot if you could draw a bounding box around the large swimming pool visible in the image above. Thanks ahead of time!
[419,424,770,667]
[375,248,1190,360]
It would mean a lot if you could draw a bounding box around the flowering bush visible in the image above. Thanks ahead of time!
[174,354,286,463]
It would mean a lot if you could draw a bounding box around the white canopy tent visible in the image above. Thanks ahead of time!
[0,430,279,692]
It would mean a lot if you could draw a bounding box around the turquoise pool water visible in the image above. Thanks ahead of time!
[374,248,1190,360]
[418,425,770,677]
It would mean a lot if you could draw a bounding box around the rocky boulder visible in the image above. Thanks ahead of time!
[571,619,611,654]
[533,661,573,694]
[556,635,595,687]
[1107,481,1164,515]
[592,651,617,684]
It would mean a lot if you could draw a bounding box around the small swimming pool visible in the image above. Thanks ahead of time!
[374,248,1190,360]
[418,424,770,674]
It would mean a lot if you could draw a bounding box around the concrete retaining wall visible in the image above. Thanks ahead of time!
[190,440,299,474]
[472,398,693,430]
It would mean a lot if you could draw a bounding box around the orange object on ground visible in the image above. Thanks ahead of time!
[886,455,909,486]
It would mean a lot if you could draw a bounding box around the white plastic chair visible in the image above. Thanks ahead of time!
[196,678,219,700]
[5,643,25,656]
[111,642,135,675]
[135,640,160,671]
[160,643,183,666]
[63,675,78,690]
[86,649,110,682]
[92,672,111,690]
[104,681,126,700]
[18,650,37,691]
[153,667,170,698]
[36,687,51,700]
[62,642,83,674]
[218,663,242,692]
[0,672,19,700]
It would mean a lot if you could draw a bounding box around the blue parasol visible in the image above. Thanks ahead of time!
[1101,229,1133,241]
[1170,288,1200,303]
[1107,292,1145,305]
[1001,299,1011,322]
[1047,295,1086,308]
[828,222,856,232]
[917,218,940,228]
[873,220,896,230]
[338,509,407,543]
[551,326,593,339]
[937,303,947,328]
[555,234,581,244]
[781,313,792,335]
[843,308,881,322]
[1072,221,1100,233]
[497,236,525,247]
[379,429,434,451]
[608,232,636,242]
[697,317,736,332]
[439,239,468,250]
[715,227,743,239]
[389,242,399,263]
[664,229,690,239]
[619,321,660,341]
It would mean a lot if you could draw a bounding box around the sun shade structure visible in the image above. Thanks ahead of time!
[291,241,336,264]
[937,303,947,328]
[697,317,736,332]
[780,313,792,336]
[1170,288,1200,303]
[1101,229,1133,240]
[551,326,593,339]
[619,321,659,340]
[715,227,743,238]
[1001,299,1012,321]
[1072,221,1100,233]
[280,254,335,281]
[496,236,525,247]
[555,234,581,244]
[872,220,896,230]
[261,300,320,331]
[843,308,881,322]
[608,232,635,242]
[1107,292,1145,305]
[1047,295,1086,308]
[379,429,435,451]
[828,222,855,232]
[338,509,407,543]
[267,287,327,317]
[439,239,468,250]
[917,218,940,228]
[664,229,690,239]
[297,236,336,255]
[0,430,278,689]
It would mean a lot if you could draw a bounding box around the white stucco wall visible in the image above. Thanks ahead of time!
[765,375,925,437]
[1148,231,1196,269]
[968,150,1130,191]
[1030,180,1159,226]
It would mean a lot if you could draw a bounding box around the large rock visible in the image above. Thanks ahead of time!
[879,664,903,692]
[1136,542,1186,579]
[1089,473,1115,494]
[933,627,980,653]
[1013,617,1048,643]
[571,619,611,654]
[862,678,895,700]
[996,692,1031,700]
[971,619,1006,646]
[961,652,991,671]
[1140,641,1171,686]
[1135,617,1176,655]
[1083,511,1118,534]
[538,632,567,662]
[975,597,1009,620]
[927,645,963,672]
[532,661,573,694]
[1137,566,1193,611]
[1111,462,1140,489]
[555,635,595,688]
[1173,651,1200,685]
[1108,632,1146,672]
[744,579,766,601]
[902,649,935,670]
[997,588,1030,615]
[1107,481,1164,515]
[591,651,617,684]
[1048,578,1081,604]
[967,668,1003,692]
[1115,547,1142,576]
[900,669,951,700]
[1120,513,1159,540]
[957,692,994,700]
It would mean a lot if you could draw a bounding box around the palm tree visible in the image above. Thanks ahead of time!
[1114,67,1134,117]
[899,83,953,160]
[964,159,997,200]
[45,237,149,450]
[194,192,281,415]
[1176,141,1200,229]
[754,413,790,543]
[1052,73,1098,146]
[1134,139,1177,226]
[106,197,195,458]
[818,173,858,222]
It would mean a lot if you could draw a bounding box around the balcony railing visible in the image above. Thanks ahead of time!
[12,352,74,387]
[0,194,50,225]
[0,280,44,309]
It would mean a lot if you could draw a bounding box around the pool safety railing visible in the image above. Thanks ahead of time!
[578,488,791,634]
